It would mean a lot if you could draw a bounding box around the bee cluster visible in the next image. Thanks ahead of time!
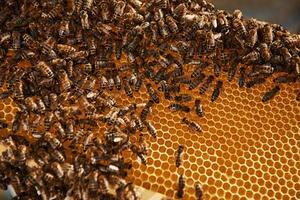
[0,0,299,199]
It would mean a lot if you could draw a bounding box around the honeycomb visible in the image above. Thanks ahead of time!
[1,55,300,199]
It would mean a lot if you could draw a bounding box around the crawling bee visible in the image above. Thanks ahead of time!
[175,94,192,102]
[189,74,206,90]
[36,61,54,79]
[140,100,153,122]
[44,132,62,150]
[199,75,214,95]
[195,99,204,117]
[213,63,221,77]
[211,80,223,102]
[239,67,246,87]
[166,15,178,33]
[273,75,296,84]
[228,62,238,82]
[51,162,64,179]
[260,43,271,62]
[51,149,65,163]
[12,31,21,50]
[242,51,260,64]
[100,2,110,22]
[246,77,266,88]
[177,174,185,198]
[246,28,258,48]
[195,183,203,200]
[146,83,159,103]
[58,70,72,92]
[124,80,133,98]
[262,86,280,102]
[232,18,246,37]
[296,91,300,101]
[144,120,157,139]
[262,24,273,45]
[23,34,38,50]
[182,117,202,133]
[114,1,126,19]
[176,145,184,167]
[158,19,169,38]
[0,120,8,129]
[169,103,190,112]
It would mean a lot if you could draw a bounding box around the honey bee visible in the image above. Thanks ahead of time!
[54,121,66,138]
[175,94,192,102]
[211,80,223,102]
[51,162,64,179]
[87,171,99,197]
[51,149,65,163]
[232,18,246,37]
[56,44,76,55]
[246,28,258,48]
[176,145,184,167]
[182,117,202,133]
[0,32,11,44]
[169,103,190,112]
[12,111,22,133]
[296,91,300,101]
[227,62,238,82]
[66,0,75,15]
[100,2,110,22]
[114,1,126,19]
[189,74,206,90]
[44,112,54,131]
[166,15,178,33]
[41,4,63,20]
[246,77,266,88]
[199,75,214,95]
[260,43,271,62]
[140,100,154,121]
[195,99,204,117]
[158,19,169,38]
[11,31,21,50]
[36,61,54,79]
[0,120,8,129]
[177,174,185,198]
[146,83,159,104]
[261,24,273,45]
[280,47,292,63]
[43,173,55,183]
[205,31,215,52]
[23,34,38,50]
[58,70,72,92]
[16,145,27,163]
[44,132,62,149]
[173,3,186,19]
[88,37,97,55]
[58,20,70,37]
[14,80,24,101]
[144,120,157,139]
[195,182,203,200]
[25,97,38,112]
[262,86,280,102]
[238,67,246,87]
[273,75,296,84]
[242,50,260,64]
[124,80,133,98]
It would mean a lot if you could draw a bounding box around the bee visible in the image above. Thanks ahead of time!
[177,174,185,198]
[176,145,184,167]
[25,97,38,112]
[41,4,63,19]
[166,15,178,33]
[232,18,246,37]
[175,94,192,102]
[100,2,110,22]
[182,117,202,132]
[168,103,190,112]
[211,80,223,102]
[238,67,246,87]
[173,3,187,19]
[144,120,157,139]
[296,91,300,101]
[189,74,206,90]
[280,47,292,63]
[199,75,214,95]
[246,28,258,48]
[213,63,221,77]
[44,112,54,131]
[16,145,27,163]
[44,132,62,149]
[260,43,271,62]
[83,0,93,10]
[261,24,273,45]
[54,122,66,138]
[146,83,159,104]
[227,62,238,82]
[56,44,76,55]
[191,66,203,79]
[273,75,296,84]
[49,93,58,110]
[246,77,266,88]
[0,120,8,129]
[114,1,126,19]
[100,75,108,89]
[88,171,99,197]
[195,183,203,200]
[43,173,55,183]
[158,19,169,38]
[262,86,280,102]
[124,80,133,98]
[58,20,70,38]
[51,149,65,163]
[66,0,75,15]
[0,32,11,44]
[205,31,215,52]
[23,34,38,50]
[12,111,22,133]
[140,100,154,121]
[242,50,260,64]
[195,99,204,117]
[51,162,64,179]
[12,31,21,50]
[88,37,97,55]
[58,70,72,92]
[36,61,54,78]
[14,80,24,101]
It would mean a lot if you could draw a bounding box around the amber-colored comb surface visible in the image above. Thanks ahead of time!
[1,61,300,200]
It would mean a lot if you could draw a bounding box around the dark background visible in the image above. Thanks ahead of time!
[210,0,300,33]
